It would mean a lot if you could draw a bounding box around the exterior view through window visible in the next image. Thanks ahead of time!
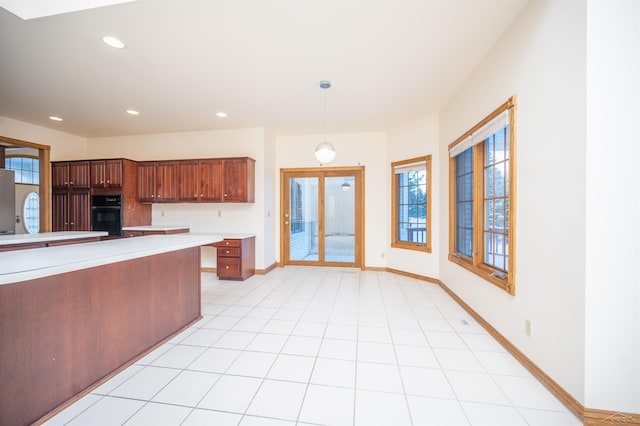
[391,156,431,252]
[448,96,516,294]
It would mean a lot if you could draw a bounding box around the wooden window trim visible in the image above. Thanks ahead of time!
[391,155,432,253]
[448,96,517,294]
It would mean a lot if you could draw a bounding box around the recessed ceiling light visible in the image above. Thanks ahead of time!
[216,112,227,118]
[102,36,126,49]
[126,109,139,115]
[49,116,63,122]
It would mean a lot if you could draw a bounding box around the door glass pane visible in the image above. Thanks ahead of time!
[289,177,319,261]
[324,176,355,262]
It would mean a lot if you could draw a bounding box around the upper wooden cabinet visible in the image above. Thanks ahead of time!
[52,161,90,189]
[90,159,124,188]
[138,161,177,203]
[144,157,254,204]
[223,157,255,203]
[177,159,223,202]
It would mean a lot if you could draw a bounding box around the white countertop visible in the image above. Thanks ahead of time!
[0,233,223,285]
[197,232,255,240]
[0,231,108,246]
[122,225,190,232]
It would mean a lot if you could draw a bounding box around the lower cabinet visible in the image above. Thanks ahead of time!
[214,237,255,281]
[52,190,91,232]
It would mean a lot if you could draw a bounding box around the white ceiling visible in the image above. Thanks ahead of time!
[0,1,527,139]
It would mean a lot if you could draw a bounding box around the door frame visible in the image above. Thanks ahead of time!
[280,166,365,269]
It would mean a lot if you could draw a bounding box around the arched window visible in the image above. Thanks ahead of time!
[23,192,40,234]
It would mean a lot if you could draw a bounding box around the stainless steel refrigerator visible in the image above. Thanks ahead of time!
[0,169,16,235]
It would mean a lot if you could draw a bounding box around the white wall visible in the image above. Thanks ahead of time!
[276,131,388,267]
[438,0,587,404]
[86,127,271,269]
[0,116,87,160]
[386,115,440,278]
[585,0,640,413]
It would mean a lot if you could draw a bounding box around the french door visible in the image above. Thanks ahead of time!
[280,167,364,268]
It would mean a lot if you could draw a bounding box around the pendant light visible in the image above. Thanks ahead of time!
[341,179,351,191]
[314,80,336,164]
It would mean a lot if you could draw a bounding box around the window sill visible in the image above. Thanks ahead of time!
[392,241,431,253]
[448,253,514,295]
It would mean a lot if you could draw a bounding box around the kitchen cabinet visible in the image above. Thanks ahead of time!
[223,157,255,202]
[214,236,255,280]
[140,157,254,204]
[52,190,91,232]
[51,161,90,189]
[177,159,223,202]
[138,161,177,203]
[90,159,124,188]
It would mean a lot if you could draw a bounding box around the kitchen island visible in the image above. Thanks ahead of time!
[0,234,222,425]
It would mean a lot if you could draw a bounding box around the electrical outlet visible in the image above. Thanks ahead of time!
[161,210,165,217]
[380,252,385,258]
[218,210,222,217]
[525,320,533,337]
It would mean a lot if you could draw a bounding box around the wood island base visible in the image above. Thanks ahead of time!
[0,246,201,426]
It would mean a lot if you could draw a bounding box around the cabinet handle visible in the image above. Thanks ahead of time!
[225,250,230,254]
[70,181,74,185]
[225,266,229,269]
[225,241,230,245]
[285,221,289,225]
[151,194,154,198]
[200,194,203,197]
[64,182,68,185]
[224,193,228,197]
[107,180,110,184]
[70,222,74,225]
[100,180,104,184]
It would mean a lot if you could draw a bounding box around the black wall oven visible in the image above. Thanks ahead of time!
[91,195,122,236]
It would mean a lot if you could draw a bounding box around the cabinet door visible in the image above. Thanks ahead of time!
[177,161,199,202]
[199,159,223,202]
[69,191,91,231]
[223,158,254,202]
[69,162,90,189]
[156,161,177,202]
[51,191,69,231]
[52,163,69,189]
[105,160,123,187]
[90,161,106,187]
[138,162,156,202]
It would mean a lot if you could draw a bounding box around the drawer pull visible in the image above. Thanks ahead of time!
[225,266,229,269]
[225,250,230,254]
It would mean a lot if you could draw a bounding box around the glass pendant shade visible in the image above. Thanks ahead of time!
[314,141,336,164]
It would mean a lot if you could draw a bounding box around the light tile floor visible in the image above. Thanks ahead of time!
[44,267,581,426]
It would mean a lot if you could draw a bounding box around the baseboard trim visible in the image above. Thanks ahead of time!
[584,409,640,425]
[367,267,586,422]
[258,263,277,275]
[435,279,585,420]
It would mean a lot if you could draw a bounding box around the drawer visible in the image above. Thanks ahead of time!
[217,257,240,277]
[214,239,240,248]
[217,247,240,257]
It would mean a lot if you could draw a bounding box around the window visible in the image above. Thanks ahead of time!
[448,96,516,294]
[391,155,431,252]
[23,192,40,234]
[6,156,39,184]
